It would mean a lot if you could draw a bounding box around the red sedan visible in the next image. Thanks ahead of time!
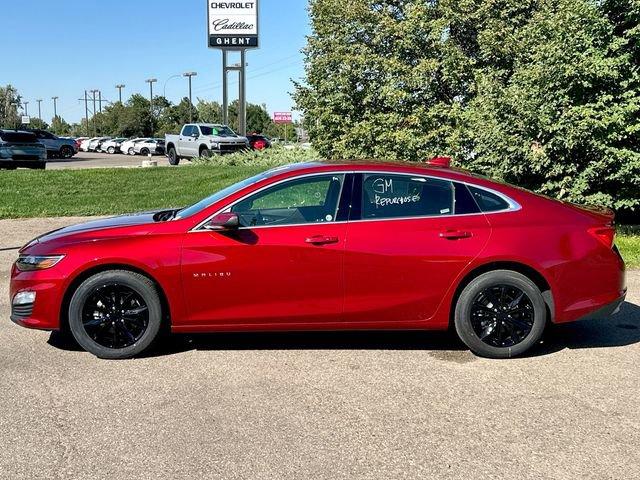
[10,160,626,359]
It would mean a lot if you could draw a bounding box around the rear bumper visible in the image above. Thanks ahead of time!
[574,290,626,322]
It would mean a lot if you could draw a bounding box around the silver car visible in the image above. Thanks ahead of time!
[29,129,77,159]
[100,138,129,154]
[133,138,165,156]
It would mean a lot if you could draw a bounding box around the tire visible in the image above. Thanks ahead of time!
[67,270,163,359]
[128,147,135,155]
[107,146,115,154]
[60,146,74,159]
[454,270,546,359]
[140,148,150,156]
[199,147,211,158]
[167,147,180,165]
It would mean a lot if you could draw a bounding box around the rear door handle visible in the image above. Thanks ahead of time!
[305,235,339,245]
[440,230,473,240]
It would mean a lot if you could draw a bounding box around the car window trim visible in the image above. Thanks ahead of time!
[190,170,521,232]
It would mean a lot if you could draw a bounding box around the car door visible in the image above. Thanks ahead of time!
[179,125,197,157]
[343,172,491,325]
[34,131,54,153]
[180,173,350,327]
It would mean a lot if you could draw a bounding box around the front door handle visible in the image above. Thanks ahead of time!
[306,235,339,245]
[440,230,473,240]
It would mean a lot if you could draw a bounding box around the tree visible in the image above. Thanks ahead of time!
[295,0,640,213]
[51,116,72,136]
[0,85,21,129]
[28,118,49,130]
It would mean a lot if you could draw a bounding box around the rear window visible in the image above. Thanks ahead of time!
[468,186,511,212]
[0,131,38,143]
[361,174,454,219]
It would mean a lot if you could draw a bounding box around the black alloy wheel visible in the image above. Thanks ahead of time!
[469,285,534,348]
[68,270,163,359]
[454,270,547,358]
[81,283,149,349]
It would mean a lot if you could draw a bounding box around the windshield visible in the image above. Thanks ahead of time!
[200,125,236,137]
[175,171,271,219]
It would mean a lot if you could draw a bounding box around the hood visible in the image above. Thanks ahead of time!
[22,211,160,251]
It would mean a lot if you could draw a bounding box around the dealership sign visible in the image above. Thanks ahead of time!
[273,112,292,124]
[208,1,259,49]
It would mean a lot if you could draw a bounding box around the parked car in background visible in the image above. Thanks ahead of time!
[94,137,113,152]
[9,159,626,359]
[133,138,165,156]
[86,137,110,152]
[27,129,77,159]
[101,138,129,154]
[79,138,97,152]
[165,123,249,165]
[247,133,271,150]
[120,138,149,155]
[74,137,89,152]
[0,130,47,169]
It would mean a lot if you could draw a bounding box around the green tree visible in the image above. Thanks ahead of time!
[28,118,49,130]
[196,99,223,124]
[0,85,21,129]
[296,0,640,212]
[51,116,72,136]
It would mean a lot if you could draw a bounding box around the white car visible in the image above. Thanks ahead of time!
[80,137,98,152]
[90,137,112,152]
[120,138,149,156]
[133,138,165,156]
[100,138,129,154]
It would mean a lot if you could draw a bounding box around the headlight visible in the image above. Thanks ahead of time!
[16,255,65,271]
[210,141,219,148]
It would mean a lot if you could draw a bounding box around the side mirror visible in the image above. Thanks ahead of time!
[191,132,200,138]
[204,212,240,231]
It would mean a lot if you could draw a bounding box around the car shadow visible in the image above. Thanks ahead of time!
[47,301,640,359]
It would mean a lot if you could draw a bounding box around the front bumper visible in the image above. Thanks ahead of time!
[10,265,66,331]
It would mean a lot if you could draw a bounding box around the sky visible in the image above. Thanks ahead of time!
[2,0,310,123]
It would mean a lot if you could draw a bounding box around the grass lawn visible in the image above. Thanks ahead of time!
[0,165,638,268]
[0,165,262,219]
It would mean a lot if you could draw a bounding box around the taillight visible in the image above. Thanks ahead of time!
[588,226,616,248]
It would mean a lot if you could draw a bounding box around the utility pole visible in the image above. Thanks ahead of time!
[115,84,125,103]
[84,91,89,135]
[145,78,157,116]
[98,91,103,113]
[36,99,43,121]
[183,72,197,122]
[90,90,99,136]
[52,96,58,118]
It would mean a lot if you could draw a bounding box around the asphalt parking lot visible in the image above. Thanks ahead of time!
[46,151,191,170]
[1,217,639,479]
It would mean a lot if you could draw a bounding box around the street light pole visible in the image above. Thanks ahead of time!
[115,84,125,103]
[145,78,157,116]
[183,72,198,122]
[36,99,43,121]
[52,96,58,118]
[23,101,29,116]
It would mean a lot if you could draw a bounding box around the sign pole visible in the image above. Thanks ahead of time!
[222,50,228,125]
[239,49,247,136]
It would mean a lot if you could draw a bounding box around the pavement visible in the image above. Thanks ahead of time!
[1,217,639,480]
[45,151,192,170]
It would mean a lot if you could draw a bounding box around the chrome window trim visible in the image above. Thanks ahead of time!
[190,170,521,233]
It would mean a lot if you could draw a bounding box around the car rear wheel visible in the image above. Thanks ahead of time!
[68,270,163,359]
[454,270,546,359]
[167,147,180,165]
[60,146,74,159]
[107,146,115,154]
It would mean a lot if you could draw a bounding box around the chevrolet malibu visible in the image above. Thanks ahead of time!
[10,160,626,359]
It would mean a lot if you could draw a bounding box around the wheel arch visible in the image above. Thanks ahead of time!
[449,261,555,328]
[59,263,172,333]
[166,142,175,151]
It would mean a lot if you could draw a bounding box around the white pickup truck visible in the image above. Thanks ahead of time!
[165,123,249,165]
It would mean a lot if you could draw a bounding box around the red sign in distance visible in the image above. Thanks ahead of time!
[273,112,292,124]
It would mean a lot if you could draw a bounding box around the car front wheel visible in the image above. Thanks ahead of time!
[67,270,163,359]
[454,270,547,359]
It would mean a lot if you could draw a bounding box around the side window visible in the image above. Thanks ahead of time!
[361,174,453,219]
[468,186,511,212]
[231,174,345,227]
[182,125,193,136]
[453,183,481,215]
